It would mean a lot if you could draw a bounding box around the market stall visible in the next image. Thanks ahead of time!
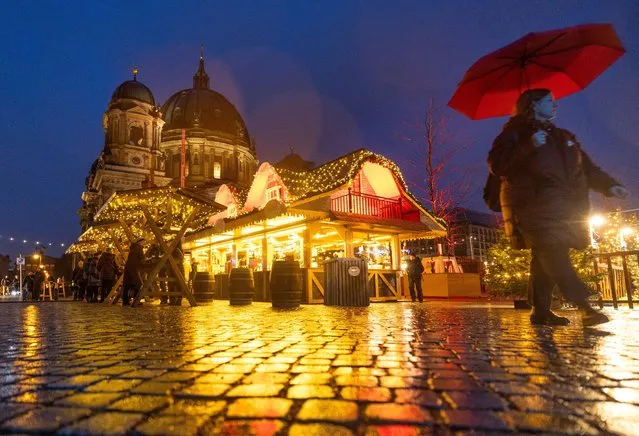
[82,187,224,306]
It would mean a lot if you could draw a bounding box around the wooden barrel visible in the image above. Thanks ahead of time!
[229,268,255,306]
[193,272,215,302]
[270,260,303,308]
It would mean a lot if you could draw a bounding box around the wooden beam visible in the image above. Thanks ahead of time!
[138,205,199,307]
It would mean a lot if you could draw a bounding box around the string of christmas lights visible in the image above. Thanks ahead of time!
[0,235,68,248]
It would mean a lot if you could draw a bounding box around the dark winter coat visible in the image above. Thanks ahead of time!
[22,274,34,291]
[123,242,145,286]
[85,257,101,287]
[33,270,45,288]
[488,115,619,250]
[72,266,84,285]
[406,257,424,279]
[97,252,118,281]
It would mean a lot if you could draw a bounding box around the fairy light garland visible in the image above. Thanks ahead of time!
[0,235,68,248]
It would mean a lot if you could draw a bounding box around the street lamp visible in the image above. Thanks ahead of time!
[589,215,606,248]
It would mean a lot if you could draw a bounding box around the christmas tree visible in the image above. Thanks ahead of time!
[484,233,604,299]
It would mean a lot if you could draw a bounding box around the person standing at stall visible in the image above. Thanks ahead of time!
[85,252,101,303]
[97,247,118,303]
[122,239,145,306]
[72,260,85,301]
[406,252,424,303]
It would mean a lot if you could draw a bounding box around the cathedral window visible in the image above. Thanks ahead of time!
[213,162,221,179]
[193,152,200,166]
[129,125,144,146]
[266,186,281,202]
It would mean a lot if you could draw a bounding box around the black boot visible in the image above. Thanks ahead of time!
[530,310,570,326]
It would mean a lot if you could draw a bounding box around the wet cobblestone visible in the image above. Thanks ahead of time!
[0,301,638,434]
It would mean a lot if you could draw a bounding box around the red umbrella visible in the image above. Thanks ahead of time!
[448,23,625,120]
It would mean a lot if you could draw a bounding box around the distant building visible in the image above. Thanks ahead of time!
[405,207,502,262]
[450,208,502,262]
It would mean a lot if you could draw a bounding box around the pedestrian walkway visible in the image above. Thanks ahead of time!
[0,301,637,434]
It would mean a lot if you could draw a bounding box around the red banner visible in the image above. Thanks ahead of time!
[180,129,186,188]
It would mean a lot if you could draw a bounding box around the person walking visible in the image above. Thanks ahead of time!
[122,239,145,306]
[97,247,118,303]
[406,252,424,303]
[488,89,629,326]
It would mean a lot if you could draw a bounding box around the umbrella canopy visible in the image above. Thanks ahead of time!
[448,23,625,120]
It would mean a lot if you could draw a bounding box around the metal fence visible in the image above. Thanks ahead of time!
[592,250,638,309]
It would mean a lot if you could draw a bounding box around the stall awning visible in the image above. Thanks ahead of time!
[188,201,329,240]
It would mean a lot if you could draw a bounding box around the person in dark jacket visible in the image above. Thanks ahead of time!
[488,88,629,326]
[72,260,85,301]
[146,244,169,304]
[22,272,34,301]
[32,268,45,301]
[97,247,118,303]
[122,239,146,306]
[85,253,101,303]
[406,253,424,303]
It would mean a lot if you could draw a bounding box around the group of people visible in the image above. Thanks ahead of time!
[71,247,118,303]
[21,268,47,301]
[69,240,186,307]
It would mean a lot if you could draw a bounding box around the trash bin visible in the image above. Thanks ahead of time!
[324,258,369,307]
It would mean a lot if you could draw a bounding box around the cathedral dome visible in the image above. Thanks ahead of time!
[162,88,248,140]
[111,79,155,105]
[160,56,251,147]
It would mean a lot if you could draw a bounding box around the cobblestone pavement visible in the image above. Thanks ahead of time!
[1,301,638,435]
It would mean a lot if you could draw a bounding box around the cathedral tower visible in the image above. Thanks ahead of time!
[79,69,170,231]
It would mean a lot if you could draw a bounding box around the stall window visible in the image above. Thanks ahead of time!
[266,186,281,201]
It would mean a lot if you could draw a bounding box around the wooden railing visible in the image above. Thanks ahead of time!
[305,268,403,303]
[331,189,402,219]
[592,250,638,309]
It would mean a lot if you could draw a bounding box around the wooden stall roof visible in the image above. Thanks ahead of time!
[94,186,225,229]
[65,240,100,255]
[272,148,446,229]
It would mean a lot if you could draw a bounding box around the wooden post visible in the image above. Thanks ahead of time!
[593,260,603,309]
[344,228,353,258]
[262,233,268,301]
[303,228,312,268]
[606,255,618,309]
[138,205,199,307]
[621,254,633,309]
